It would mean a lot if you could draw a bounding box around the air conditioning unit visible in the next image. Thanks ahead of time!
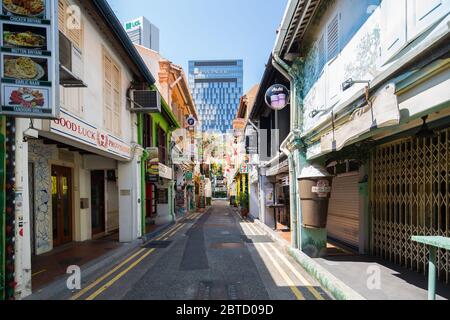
[130,90,162,113]
[59,32,85,87]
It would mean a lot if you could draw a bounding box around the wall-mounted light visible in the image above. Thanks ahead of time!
[23,120,39,142]
[309,109,329,118]
[342,78,371,92]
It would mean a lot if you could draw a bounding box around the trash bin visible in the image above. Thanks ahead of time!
[298,165,333,229]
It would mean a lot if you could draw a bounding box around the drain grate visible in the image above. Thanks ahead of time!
[210,242,245,249]
[227,284,241,300]
[242,235,274,244]
[197,281,212,300]
[143,240,172,249]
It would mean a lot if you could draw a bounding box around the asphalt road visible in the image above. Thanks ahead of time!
[69,200,330,300]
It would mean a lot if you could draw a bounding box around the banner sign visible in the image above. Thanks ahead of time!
[146,147,159,182]
[185,171,193,181]
[0,0,59,118]
[50,109,132,160]
[240,163,249,174]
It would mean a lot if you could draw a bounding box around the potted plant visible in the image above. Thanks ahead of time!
[239,192,249,218]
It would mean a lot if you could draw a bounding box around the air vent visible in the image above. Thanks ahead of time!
[130,90,162,113]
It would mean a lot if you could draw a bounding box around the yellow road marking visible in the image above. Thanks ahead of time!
[85,249,155,300]
[72,212,202,300]
[32,269,47,277]
[268,243,324,300]
[70,248,147,300]
[163,224,185,240]
[242,224,304,300]
[156,224,180,240]
[245,222,325,300]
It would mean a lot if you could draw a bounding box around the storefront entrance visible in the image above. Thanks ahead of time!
[91,171,106,236]
[371,128,450,283]
[51,165,73,247]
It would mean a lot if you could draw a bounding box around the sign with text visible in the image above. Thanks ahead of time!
[0,0,59,118]
[265,84,290,111]
[50,109,132,160]
[146,147,159,182]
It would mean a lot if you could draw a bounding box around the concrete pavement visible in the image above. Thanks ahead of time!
[59,200,330,300]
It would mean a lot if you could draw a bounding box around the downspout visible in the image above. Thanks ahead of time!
[272,54,301,249]
[137,113,147,237]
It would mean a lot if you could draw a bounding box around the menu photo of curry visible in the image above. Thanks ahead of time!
[2,84,49,110]
[2,0,46,18]
[2,23,48,50]
[2,54,48,81]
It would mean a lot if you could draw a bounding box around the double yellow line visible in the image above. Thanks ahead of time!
[70,211,202,300]
[242,221,324,301]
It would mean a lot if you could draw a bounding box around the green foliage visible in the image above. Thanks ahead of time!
[238,192,249,209]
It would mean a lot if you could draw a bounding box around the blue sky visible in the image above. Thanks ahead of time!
[107,0,288,92]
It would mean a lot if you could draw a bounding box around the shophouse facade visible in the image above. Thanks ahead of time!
[135,45,199,231]
[1,0,160,300]
[271,0,450,282]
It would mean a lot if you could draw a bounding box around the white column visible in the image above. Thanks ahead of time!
[14,119,32,299]
[118,156,141,242]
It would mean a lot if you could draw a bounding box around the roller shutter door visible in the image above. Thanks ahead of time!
[327,173,360,248]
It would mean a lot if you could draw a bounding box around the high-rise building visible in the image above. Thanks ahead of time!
[188,60,243,133]
[124,16,160,52]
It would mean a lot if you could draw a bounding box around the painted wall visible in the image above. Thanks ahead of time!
[296,0,450,138]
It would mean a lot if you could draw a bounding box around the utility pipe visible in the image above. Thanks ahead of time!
[272,54,302,249]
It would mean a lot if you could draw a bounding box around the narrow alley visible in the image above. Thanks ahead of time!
[47,201,330,301]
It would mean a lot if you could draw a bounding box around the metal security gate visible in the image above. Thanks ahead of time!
[371,129,450,283]
[327,173,360,249]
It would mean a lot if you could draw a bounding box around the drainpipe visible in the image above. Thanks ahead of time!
[272,54,301,249]
[137,114,147,238]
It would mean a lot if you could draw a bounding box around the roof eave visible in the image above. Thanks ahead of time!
[92,0,156,85]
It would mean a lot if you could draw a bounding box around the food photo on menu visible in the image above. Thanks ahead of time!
[4,85,48,109]
[2,23,47,50]
[2,0,46,18]
[3,54,48,81]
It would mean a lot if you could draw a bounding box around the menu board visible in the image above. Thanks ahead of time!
[0,0,58,118]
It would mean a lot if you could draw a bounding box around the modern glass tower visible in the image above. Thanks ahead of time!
[188,60,243,133]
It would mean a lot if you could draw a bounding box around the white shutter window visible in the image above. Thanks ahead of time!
[326,14,341,107]
[58,0,67,33]
[112,64,121,136]
[327,14,339,62]
[318,34,326,74]
[380,0,407,65]
[407,0,450,42]
[103,53,113,132]
[103,51,121,135]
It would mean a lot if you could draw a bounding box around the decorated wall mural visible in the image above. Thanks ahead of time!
[28,140,55,254]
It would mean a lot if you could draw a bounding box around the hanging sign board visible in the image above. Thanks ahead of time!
[186,115,196,128]
[146,147,159,182]
[265,84,290,111]
[0,0,59,118]
[240,163,249,174]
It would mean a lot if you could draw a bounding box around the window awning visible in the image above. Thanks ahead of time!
[60,64,87,88]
